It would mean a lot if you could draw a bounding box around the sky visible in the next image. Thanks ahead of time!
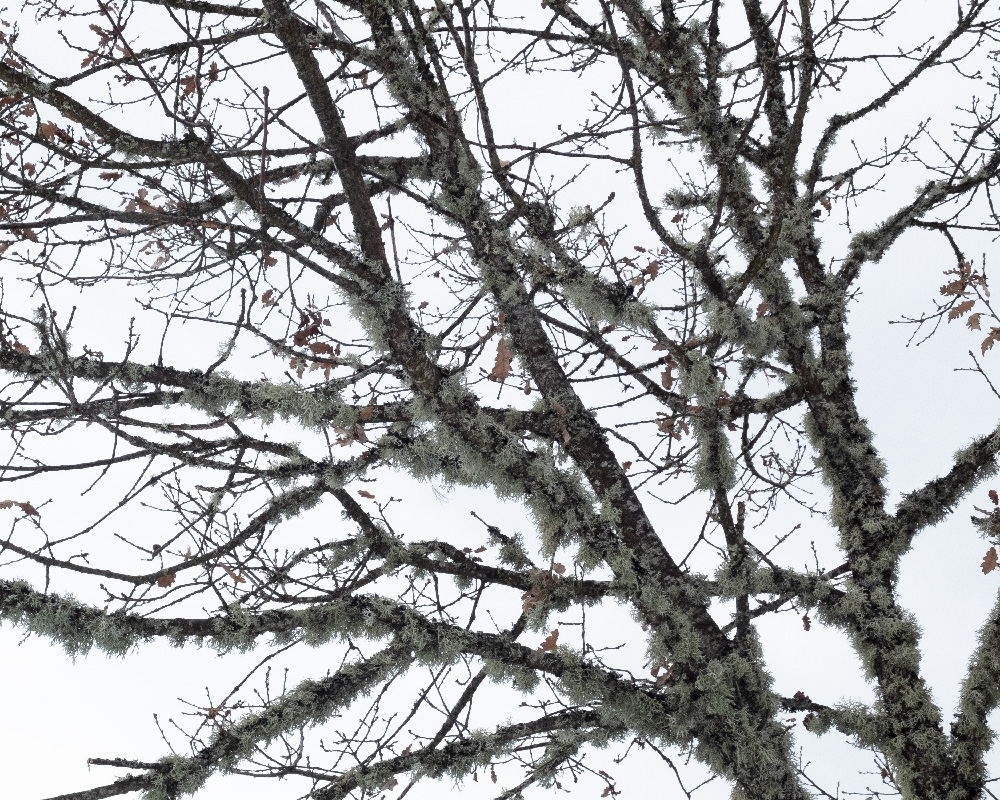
[1,1,1000,799]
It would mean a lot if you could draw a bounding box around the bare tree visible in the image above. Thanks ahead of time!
[2,0,1000,798]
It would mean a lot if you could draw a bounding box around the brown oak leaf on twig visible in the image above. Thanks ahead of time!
[537,629,559,652]
[488,337,512,382]
[982,546,998,575]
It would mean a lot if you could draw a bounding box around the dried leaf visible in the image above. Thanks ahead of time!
[12,341,29,354]
[99,171,123,181]
[0,499,39,516]
[261,289,277,307]
[757,302,768,319]
[990,489,998,505]
[180,75,198,97]
[661,367,673,390]
[38,121,58,141]
[156,572,176,588]
[358,490,375,499]
[359,405,374,421]
[537,629,559,652]
[622,461,632,470]
[552,562,566,575]
[208,61,220,83]
[221,564,246,584]
[983,546,998,575]
[940,278,966,297]
[308,342,334,356]
[671,212,683,223]
[488,337,512,382]
[802,613,811,631]
[982,328,1000,355]
[948,299,976,321]
[968,313,983,331]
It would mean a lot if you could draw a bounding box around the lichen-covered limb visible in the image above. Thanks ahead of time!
[311,709,613,800]
[4,584,664,799]
[38,772,155,800]
[950,586,1000,788]
[0,577,655,702]
[139,641,411,800]
[774,278,974,795]
[895,422,1000,542]
[352,7,808,799]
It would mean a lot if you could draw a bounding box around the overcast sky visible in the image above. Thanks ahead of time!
[2,1,1000,799]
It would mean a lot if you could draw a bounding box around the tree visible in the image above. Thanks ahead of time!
[1,0,1000,797]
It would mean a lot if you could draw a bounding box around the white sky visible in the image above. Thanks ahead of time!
[2,1,1000,799]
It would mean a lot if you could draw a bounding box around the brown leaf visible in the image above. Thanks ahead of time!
[221,564,246,584]
[180,75,198,97]
[802,613,811,631]
[990,490,998,505]
[488,337,512,382]
[982,328,1000,355]
[982,546,998,575]
[261,289,277,307]
[358,490,375,499]
[38,121,58,141]
[156,572,176,588]
[757,302,768,319]
[308,342,334,356]
[99,171,123,181]
[948,299,976,321]
[671,212,683,223]
[661,368,673,390]
[0,499,39,516]
[537,629,559,652]
[12,341,29,354]
[359,405,374,421]
[968,313,983,331]
[208,61,220,83]
[622,461,632,470]
[940,278,966,297]
[552,562,566,575]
